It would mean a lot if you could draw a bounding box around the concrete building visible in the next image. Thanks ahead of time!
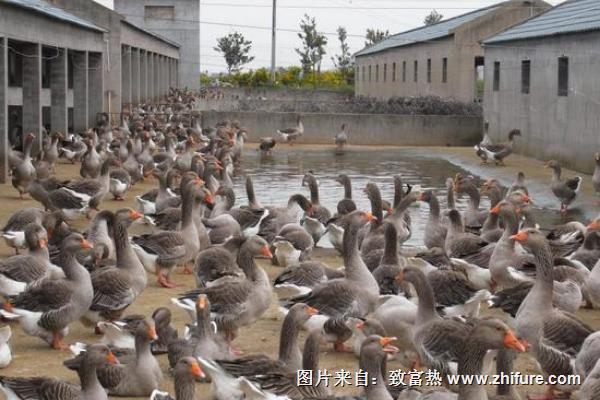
[114,0,200,90]
[1,0,182,182]
[483,0,600,173]
[354,0,551,103]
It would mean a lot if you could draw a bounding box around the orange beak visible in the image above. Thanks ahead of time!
[503,330,527,353]
[521,194,531,203]
[588,221,599,231]
[195,177,205,186]
[106,351,119,365]
[148,326,158,340]
[380,336,399,353]
[509,230,528,243]
[197,295,207,310]
[306,306,318,316]
[190,361,205,378]
[38,239,47,248]
[129,210,143,220]
[261,245,273,258]
[490,204,501,215]
[356,321,365,330]
[394,270,405,282]
[80,239,93,250]
[204,194,214,205]
[3,303,13,312]
[418,192,426,201]
[365,212,376,222]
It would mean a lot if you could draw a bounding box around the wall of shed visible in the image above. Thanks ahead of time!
[483,31,600,173]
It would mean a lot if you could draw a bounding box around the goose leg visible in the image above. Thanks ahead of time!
[526,386,555,400]
[157,274,177,289]
[333,340,352,353]
[51,332,69,350]
[181,264,193,274]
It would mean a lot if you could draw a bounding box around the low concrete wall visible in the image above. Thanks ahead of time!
[201,111,482,146]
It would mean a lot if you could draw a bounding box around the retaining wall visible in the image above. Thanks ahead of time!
[201,111,482,146]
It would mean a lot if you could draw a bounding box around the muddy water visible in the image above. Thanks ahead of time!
[232,147,567,247]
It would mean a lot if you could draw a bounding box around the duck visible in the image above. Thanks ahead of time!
[513,228,593,400]
[419,190,447,249]
[0,344,118,400]
[283,211,380,341]
[149,357,205,400]
[259,137,276,156]
[277,115,303,145]
[0,234,94,349]
[545,160,582,213]
[176,235,273,346]
[334,123,348,152]
[11,133,37,199]
[474,128,521,166]
[84,209,145,327]
[0,327,12,368]
[334,174,357,215]
[0,223,63,297]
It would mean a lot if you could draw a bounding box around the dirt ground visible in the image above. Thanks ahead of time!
[0,146,598,399]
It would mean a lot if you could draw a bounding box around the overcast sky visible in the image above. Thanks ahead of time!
[94,0,565,73]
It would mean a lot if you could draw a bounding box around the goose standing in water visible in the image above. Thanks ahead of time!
[334,123,348,153]
[277,115,303,145]
[259,137,276,156]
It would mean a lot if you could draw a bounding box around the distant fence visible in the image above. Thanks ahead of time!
[201,111,483,146]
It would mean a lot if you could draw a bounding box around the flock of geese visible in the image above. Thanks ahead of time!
[0,89,600,400]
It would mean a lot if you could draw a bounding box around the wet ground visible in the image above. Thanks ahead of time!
[0,144,598,399]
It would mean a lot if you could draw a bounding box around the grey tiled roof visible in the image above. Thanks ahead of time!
[121,20,181,48]
[355,4,501,57]
[4,0,106,32]
[485,0,600,44]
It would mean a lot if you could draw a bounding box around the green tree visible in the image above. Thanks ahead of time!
[424,10,443,25]
[365,28,390,47]
[332,26,352,80]
[214,31,255,75]
[295,14,328,76]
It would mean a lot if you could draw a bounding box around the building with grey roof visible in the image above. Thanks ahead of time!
[354,0,550,103]
[0,0,181,181]
[483,0,600,172]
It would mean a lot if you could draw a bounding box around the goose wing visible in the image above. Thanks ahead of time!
[90,268,135,312]
[0,376,79,400]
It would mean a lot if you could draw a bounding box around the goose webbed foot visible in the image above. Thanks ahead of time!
[181,265,194,275]
[333,341,352,353]
[526,386,556,400]
[157,274,179,289]
[51,332,69,350]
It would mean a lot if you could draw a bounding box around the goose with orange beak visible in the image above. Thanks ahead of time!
[175,236,273,350]
[280,211,380,348]
[150,357,204,400]
[0,223,59,297]
[0,344,118,400]
[0,234,93,350]
[512,228,592,400]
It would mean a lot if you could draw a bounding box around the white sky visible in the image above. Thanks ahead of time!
[94,0,565,73]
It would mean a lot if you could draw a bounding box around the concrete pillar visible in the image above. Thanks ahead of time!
[0,37,8,183]
[175,60,179,87]
[72,50,88,132]
[22,42,42,153]
[148,52,154,101]
[152,54,160,101]
[50,48,68,133]
[88,52,103,128]
[157,55,163,99]
[168,58,173,88]
[140,50,147,103]
[132,48,141,105]
[121,45,131,110]
[161,56,167,97]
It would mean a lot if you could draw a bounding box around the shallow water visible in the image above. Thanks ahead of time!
[230,147,570,247]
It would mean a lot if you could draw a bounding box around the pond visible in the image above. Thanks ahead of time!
[230,147,577,248]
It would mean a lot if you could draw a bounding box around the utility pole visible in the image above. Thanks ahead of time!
[270,0,277,84]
